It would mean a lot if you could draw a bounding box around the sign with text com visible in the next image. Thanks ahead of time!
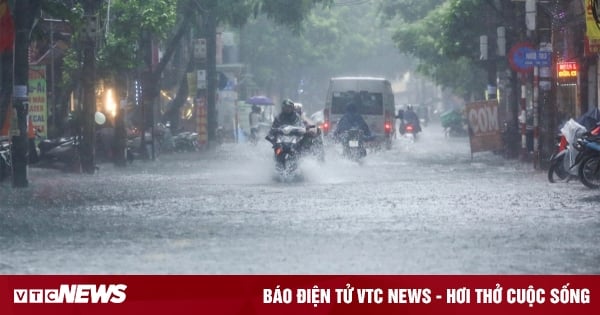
[466,100,502,154]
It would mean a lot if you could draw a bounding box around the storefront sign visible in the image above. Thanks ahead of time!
[557,62,578,80]
[28,65,48,138]
[466,100,503,154]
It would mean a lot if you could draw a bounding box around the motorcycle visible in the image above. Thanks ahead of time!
[573,131,600,188]
[547,119,591,183]
[0,137,11,182]
[126,124,168,160]
[401,122,419,142]
[340,127,368,162]
[547,132,571,183]
[172,131,199,152]
[267,125,307,181]
[37,135,80,170]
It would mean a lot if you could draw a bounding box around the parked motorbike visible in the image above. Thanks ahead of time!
[547,119,588,183]
[0,137,11,182]
[547,132,571,183]
[573,131,600,188]
[267,125,307,181]
[340,127,368,162]
[172,131,199,152]
[36,135,80,170]
[126,124,169,160]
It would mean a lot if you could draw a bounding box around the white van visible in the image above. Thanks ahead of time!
[322,77,396,149]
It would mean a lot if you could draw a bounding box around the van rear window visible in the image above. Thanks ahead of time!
[332,91,383,115]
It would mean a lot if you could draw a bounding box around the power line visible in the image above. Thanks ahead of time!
[333,0,372,7]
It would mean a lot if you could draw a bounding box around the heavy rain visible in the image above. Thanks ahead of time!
[1,122,599,274]
[0,0,599,275]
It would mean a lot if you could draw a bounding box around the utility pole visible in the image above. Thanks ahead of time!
[80,0,99,174]
[11,0,30,187]
[206,12,217,147]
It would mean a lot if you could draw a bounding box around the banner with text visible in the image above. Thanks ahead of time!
[466,99,503,154]
[0,275,597,315]
[28,65,47,138]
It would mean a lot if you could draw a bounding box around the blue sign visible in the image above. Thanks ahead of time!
[523,50,551,67]
[508,42,535,73]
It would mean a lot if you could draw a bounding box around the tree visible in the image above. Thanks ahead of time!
[91,0,334,148]
[378,0,492,99]
[4,0,43,186]
[240,1,414,113]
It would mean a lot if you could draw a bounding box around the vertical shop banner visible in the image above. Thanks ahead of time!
[466,100,502,154]
[29,65,47,138]
[584,0,600,55]
[196,96,207,146]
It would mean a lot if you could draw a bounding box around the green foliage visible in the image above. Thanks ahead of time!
[378,0,444,24]
[254,0,333,32]
[96,0,177,77]
[240,1,413,103]
[379,0,490,98]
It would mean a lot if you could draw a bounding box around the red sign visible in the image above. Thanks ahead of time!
[0,275,598,315]
[508,42,535,73]
[196,96,207,145]
[557,62,578,79]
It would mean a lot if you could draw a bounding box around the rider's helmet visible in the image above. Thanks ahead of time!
[294,103,303,116]
[281,99,295,115]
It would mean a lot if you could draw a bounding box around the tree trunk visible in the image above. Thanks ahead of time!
[0,51,12,133]
[80,0,99,174]
[11,0,31,187]
[206,12,217,145]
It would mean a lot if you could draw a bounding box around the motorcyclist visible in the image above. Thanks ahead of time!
[294,102,325,161]
[396,108,405,135]
[265,99,323,159]
[265,99,304,145]
[403,105,422,133]
[333,102,372,140]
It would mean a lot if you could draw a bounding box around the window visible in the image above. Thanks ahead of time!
[332,91,383,115]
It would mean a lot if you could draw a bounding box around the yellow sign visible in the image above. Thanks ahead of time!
[29,65,48,137]
[584,0,600,54]
[557,62,578,79]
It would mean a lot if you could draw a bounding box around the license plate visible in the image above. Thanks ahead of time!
[349,140,359,147]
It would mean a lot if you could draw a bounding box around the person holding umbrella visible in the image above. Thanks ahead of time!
[249,105,262,144]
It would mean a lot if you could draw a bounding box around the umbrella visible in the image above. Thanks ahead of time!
[246,95,274,106]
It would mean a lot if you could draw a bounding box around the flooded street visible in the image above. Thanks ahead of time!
[0,123,598,274]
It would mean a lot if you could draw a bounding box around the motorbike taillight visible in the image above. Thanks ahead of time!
[406,125,414,132]
[384,122,392,133]
[592,126,600,136]
[559,135,567,151]
[322,121,329,133]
